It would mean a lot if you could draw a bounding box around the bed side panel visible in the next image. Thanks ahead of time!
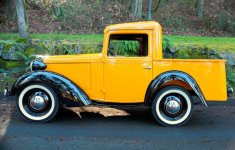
[153,59,227,101]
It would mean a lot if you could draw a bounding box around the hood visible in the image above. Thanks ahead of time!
[43,53,102,64]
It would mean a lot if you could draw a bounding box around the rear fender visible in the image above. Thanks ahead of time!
[145,71,208,106]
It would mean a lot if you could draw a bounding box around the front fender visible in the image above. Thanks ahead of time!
[11,71,92,107]
[145,71,208,106]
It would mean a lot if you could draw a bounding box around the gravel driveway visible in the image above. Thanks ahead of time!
[1,93,235,150]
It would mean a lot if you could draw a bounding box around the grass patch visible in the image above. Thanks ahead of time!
[165,35,235,51]
[0,34,104,44]
[0,34,235,51]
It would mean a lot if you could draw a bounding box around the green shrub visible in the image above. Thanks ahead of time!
[0,59,7,69]
[177,49,191,59]
[109,40,139,56]
[14,52,36,71]
[16,38,28,44]
[226,66,235,87]
[5,61,19,69]
[163,37,173,52]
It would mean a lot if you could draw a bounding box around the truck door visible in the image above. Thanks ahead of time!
[103,31,153,103]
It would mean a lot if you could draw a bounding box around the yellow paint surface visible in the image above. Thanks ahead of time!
[43,22,227,103]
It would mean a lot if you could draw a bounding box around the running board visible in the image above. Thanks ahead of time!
[91,101,146,108]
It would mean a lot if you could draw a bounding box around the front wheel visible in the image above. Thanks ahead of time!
[17,84,59,122]
[151,86,193,126]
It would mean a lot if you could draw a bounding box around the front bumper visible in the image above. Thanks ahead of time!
[3,83,11,98]
[227,86,234,97]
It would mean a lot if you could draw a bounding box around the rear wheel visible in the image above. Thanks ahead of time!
[151,86,193,126]
[17,84,59,122]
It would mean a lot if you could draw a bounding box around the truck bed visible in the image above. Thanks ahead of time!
[153,59,227,101]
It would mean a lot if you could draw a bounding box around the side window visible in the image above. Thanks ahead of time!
[108,34,148,57]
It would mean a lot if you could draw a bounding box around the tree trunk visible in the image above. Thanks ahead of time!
[196,0,204,18]
[130,0,142,18]
[147,0,152,20]
[15,0,29,38]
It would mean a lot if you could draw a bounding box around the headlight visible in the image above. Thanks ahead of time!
[31,59,47,71]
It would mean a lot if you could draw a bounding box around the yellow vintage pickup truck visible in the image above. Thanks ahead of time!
[4,21,233,126]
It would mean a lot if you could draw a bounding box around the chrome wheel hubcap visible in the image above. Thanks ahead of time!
[29,92,49,111]
[165,96,181,115]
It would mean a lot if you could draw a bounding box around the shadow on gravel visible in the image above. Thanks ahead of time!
[0,100,156,149]
[53,106,154,126]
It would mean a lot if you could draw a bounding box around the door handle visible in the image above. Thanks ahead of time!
[144,66,152,69]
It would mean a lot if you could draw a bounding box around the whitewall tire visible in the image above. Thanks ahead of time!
[17,84,59,122]
[151,86,193,126]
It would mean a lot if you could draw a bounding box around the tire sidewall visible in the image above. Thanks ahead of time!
[151,86,194,126]
[16,83,59,123]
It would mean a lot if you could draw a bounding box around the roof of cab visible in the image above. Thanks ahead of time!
[104,21,161,32]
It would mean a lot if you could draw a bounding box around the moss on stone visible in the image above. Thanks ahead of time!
[0,59,7,69]
[5,61,21,70]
